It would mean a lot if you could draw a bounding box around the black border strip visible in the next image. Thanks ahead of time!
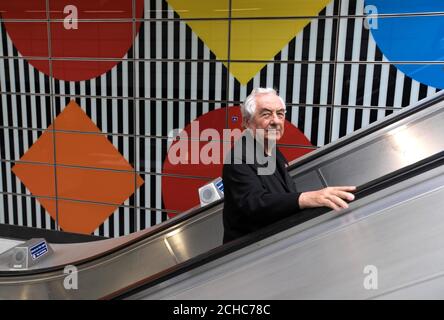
[0,224,106,243]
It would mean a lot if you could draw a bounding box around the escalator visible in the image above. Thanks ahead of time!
[0,91,443,299]
[128,152,444,299]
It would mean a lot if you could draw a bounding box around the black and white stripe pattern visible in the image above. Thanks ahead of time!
[0,0,441,237]
[0,19,55,230]
[330,0,440,141]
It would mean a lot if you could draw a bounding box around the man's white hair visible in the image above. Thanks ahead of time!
[241,88,286,126]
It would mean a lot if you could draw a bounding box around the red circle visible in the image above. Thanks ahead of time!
[1,1,144,81]
[162,107,314,217]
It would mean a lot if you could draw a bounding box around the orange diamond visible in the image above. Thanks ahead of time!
[12,100,144,235]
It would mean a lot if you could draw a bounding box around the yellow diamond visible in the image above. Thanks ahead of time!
[167,0,331,84]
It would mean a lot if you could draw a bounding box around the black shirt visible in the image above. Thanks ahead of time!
[222,131,301,243]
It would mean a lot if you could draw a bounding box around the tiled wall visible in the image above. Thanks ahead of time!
[0,0,442,237]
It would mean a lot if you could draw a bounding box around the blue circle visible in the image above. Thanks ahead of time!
[365,0,444,89]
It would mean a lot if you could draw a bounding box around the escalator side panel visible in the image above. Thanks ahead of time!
[166,213,223,263]
[319,109,444,187]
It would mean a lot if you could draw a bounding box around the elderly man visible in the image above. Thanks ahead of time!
[222,88,356,243]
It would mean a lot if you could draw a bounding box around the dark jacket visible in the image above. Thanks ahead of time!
[222,131,301,243]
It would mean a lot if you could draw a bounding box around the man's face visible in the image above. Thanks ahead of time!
[248,93,285,143]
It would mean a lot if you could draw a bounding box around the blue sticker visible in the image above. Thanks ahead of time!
[231,116,238,123]
[215,180,224,193]
[366,0,444,89]
[30,241,48,260]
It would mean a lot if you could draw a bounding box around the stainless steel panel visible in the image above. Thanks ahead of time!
[319,109,444,186]
[293,170,325,192]
[166,213,223,263]
[0,239,22,255]
[320,136,406,186]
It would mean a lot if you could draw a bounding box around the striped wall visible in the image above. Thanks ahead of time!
[0,0,441,237]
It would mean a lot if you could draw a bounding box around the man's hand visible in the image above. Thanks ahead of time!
[299,186,356,211]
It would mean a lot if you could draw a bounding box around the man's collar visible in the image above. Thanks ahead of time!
[243,128,277,157]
